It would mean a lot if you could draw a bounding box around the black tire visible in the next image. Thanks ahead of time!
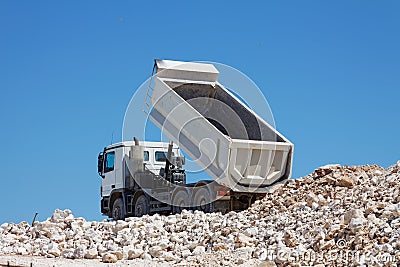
[134,195,149,217]
[172,190,189,214]
[111,198,125,221]
[193,188,211,213]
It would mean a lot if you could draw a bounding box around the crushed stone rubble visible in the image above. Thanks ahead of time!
[1,161,399,266]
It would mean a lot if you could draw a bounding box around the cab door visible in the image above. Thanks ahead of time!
[102,151,115,196]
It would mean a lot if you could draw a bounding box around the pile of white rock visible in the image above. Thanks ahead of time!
[1,161,399,266]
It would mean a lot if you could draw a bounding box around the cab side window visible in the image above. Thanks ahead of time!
[104,152,115,173]
[155,151,174,162]
[155,151,166,162]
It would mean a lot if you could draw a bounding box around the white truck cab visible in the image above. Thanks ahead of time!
[99,140,181,198]
[98,139,189,219]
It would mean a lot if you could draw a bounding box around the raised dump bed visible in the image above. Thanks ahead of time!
[147,60,293,193]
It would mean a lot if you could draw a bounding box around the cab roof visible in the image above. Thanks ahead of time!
[105,141,179,151]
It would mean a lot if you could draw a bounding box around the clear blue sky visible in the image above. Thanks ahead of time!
[1,1,399,223]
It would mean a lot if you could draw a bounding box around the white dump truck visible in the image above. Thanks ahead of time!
[98,60,294,220]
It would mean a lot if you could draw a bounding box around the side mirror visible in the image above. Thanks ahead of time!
[97,153,104,177]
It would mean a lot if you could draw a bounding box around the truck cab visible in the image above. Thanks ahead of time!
[98,140,184,219]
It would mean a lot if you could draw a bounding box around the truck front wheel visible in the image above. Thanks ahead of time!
[111,198,125,220]
[134,195,149,217]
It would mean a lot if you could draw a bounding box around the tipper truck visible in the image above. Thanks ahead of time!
[98,60,294,220]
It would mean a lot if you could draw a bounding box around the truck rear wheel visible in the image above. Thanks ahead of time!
[193,188,211,213]
[134,195,149,217]
[172,190,189,214]
[111,198,125,221]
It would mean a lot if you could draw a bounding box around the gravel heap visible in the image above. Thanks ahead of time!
[0,161,399,266]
